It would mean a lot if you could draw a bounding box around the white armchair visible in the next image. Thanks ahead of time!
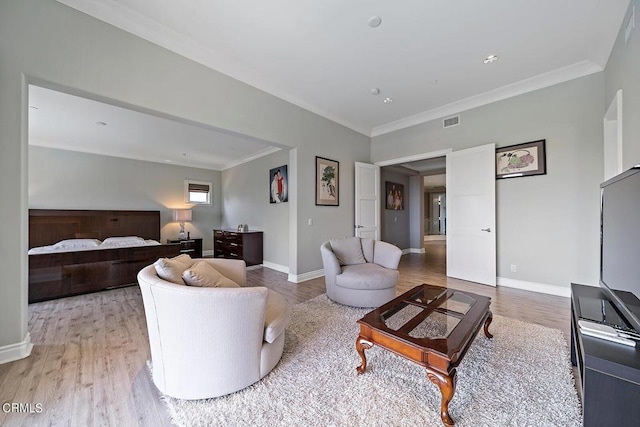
[320,237,402,308]
[137,258,289,400]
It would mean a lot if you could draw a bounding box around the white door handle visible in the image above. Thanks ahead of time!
[481,228,491,232]
[355,225,364,228]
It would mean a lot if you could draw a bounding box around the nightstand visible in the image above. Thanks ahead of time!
[167,238,203,258]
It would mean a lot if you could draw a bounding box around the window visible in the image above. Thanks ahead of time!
[185,180,212,205]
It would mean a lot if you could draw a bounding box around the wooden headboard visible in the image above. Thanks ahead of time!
[29,209,162,249]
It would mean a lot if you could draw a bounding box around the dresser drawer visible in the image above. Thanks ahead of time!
[213,229,263,266]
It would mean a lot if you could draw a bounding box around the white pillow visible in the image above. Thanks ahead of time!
[329,236,367,266]
[102,236,145,246]
[154,254,194,284]
[182,262,239,288]
[53,239,102,250]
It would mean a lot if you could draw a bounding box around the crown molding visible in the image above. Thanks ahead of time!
[371,60,603,137]
[58,1,604,140]
[56,0,371,136]
[222,146,282,170]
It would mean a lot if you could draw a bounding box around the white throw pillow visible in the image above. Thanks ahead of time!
[182,262,240,288]
[329,236,367,266]
[101,236,146,247]
[154,254,194,284]
[53,238,102,250]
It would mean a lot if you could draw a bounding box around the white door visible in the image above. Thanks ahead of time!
[446,143,496,286]
[354,162,380,239]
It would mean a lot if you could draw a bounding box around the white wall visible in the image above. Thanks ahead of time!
[372,74,605,293]
[221,149,290,269]
[0,0,369,360]
[605,0,640,169]
[408,175,424,250]
[380,168,411,249]
[29,146,221,251]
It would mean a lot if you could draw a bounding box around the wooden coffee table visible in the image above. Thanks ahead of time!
[356,284,493,426]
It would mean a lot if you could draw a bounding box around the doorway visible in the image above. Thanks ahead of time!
[376,144,496,286]
[380,155,447,272]
[427,193,446,235]
[424,172,447,238]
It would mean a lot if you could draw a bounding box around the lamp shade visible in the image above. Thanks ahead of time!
[173,210,192,222]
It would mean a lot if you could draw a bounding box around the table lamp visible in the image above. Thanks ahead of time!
[173,209,192,240]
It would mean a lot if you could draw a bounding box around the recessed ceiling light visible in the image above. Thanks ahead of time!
[483,54,499,64]
[368,16,382,28]
[95,121,107,126]
[371,88,380,95]
[383,97,393,104]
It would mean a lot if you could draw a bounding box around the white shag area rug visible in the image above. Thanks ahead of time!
[159,294,581,427]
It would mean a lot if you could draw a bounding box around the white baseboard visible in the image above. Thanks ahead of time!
[497,277,571,298]
[288,269,324,283]
[404,248,425,254]
[262,261,289,274]
[202,249,214,257]
[0,333,33,365]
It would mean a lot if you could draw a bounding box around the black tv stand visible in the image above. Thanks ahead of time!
[571,283,640,426]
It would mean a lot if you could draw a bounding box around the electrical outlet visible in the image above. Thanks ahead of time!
[510,264,517,273]
[308,218,313,226]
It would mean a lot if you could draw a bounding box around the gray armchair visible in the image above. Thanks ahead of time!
[320,236,402,308]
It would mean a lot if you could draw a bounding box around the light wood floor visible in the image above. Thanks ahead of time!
[0,242,572,426]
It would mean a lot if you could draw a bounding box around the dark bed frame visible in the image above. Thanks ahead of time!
[28,209,182,303]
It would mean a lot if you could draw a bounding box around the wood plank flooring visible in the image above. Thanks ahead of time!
[0,242,573,426]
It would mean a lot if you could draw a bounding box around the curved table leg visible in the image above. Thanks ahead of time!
[426,367,457,426]
[355,336,373,374]
[484,310,494,339]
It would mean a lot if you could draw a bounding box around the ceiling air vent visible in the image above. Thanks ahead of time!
[443,115,460,128]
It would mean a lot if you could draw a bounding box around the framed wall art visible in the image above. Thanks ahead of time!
[385,181,404,210]
[315,156,339,206]
[496,139,546,179]
[269,165,288,203]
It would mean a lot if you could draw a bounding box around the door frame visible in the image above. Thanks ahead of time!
[376,148,453,252]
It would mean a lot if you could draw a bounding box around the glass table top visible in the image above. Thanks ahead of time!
[380,290,478,339]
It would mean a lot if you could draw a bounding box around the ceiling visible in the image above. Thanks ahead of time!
[399,157,447,175]
[58,0,630,138]
[28,85,280,170]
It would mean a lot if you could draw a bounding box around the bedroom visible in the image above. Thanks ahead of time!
[1,0,640,424]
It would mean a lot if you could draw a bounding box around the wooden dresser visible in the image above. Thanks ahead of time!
[213,229,263,266]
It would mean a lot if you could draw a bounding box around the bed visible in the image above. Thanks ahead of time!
[28,209,182,303]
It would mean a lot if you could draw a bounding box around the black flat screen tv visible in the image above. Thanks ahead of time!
[600,166,640,333]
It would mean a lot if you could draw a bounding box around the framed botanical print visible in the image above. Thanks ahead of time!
[496,139,547,179]
[315,156,339,206]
